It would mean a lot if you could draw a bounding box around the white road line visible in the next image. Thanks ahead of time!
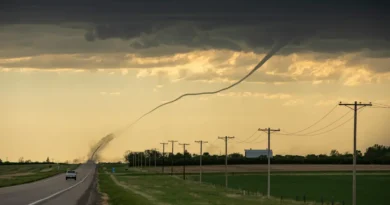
[27,172,91,205]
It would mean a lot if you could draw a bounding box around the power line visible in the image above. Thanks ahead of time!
[372,102,390,107]
[251,136,268,144]
[203,138,222,153]
[369,103,390,109]
[237,133,263,144]
[208,138,219,145]
[277,109,365,137]
[279,109,352,136]
[370,104,390,109]
[282,104,338,135]
[235,130,259,143]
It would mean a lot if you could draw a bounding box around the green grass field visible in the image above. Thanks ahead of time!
[191,173,390,205]
[0,163,79,187]
[98,164,348,205]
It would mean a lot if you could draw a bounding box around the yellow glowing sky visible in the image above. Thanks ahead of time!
[0,25,389,162]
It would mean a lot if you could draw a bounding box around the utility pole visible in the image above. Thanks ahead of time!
[218,136,234,188]
[168,140,178,175]
[195,140,208,183]
[179,143,190,180]
[259,128,280,198]
[339,101,371,205]
[160,143,168,173]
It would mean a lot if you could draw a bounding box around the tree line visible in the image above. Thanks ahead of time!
[0,157,79,165]
[123,144,390,166]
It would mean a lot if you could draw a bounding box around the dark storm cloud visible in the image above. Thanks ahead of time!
[346,56,390,73]
[1,0,390,56]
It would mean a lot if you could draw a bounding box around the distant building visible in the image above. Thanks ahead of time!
[244,149,273,158]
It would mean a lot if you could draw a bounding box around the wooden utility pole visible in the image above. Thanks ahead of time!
[218,136,234,188]
[179,143,190,180]
[168,140,178,175]
[339,101,371,205]
[160,143,168,173]
[195,140,208,183]
[259,128,280,198]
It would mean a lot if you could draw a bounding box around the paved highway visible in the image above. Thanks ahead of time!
[0,162,96,205]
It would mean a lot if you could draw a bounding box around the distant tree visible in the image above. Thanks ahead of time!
[122,145,390,167]
[357,150,363,158]
[330,149,340,157]
[0,158,2,164]
[364,144,390,163]
[18,157,24,163]
[343,152,353,157]
[306,154,318,159]
[229,153,244,158]
[46,157,50,163]
[184,150,191,158]
[176,153,183,158]
[25,159,32,163]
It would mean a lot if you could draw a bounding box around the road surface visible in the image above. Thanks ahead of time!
[0,162,96,205]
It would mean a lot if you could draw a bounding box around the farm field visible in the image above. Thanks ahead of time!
[99,164,331,205]
[189,173,390,205]
[0,163,79,187]
[105,164,389,205]
[145,164,390,174]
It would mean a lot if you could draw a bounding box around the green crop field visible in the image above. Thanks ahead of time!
[98,163,356,205]
[0,163,79,187]
[190,173,390,205]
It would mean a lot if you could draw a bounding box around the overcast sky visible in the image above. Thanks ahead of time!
[0,0,389,162]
